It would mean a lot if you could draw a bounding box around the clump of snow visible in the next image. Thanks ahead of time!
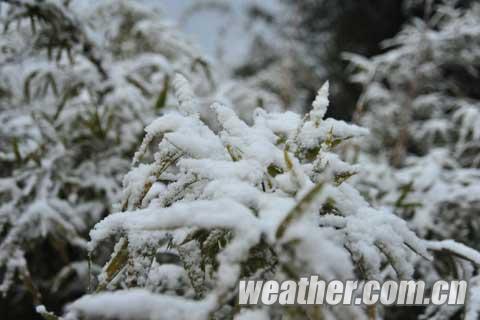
[65,289,216,320]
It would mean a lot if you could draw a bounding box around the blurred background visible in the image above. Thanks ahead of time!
[149,0,478,119]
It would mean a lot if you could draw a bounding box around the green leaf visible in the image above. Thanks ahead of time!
[267,164,283,177]
[11,137,22,163]
[96,237,129,291]
[226,144,242,161]
[334,171,356,185]
[276,182,324,239]
[23,71,39,102]
[155,74,170,111]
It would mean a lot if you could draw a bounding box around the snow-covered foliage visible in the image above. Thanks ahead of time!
[0,0,279,315]
[2,1,480,319]
[348,2,480,165]
[347,2,480,318]
[58,76,436,320]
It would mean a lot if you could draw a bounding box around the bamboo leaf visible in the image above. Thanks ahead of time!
[24,71,39,102]
[155,74,170,111]
[96,237,129,291]
[276,182,324,239]
[11,137,22,163]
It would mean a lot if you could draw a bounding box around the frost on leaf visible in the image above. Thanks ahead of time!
[310,81,329,126]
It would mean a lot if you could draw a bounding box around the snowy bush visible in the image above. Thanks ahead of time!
[347,2,480,318]
[56,76,439,320]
